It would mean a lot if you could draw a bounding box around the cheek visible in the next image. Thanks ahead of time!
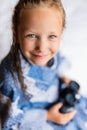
[20,42,32,51]
[51,43,60,53]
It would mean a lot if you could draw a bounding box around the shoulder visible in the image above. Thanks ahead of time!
[56,51,66,62]
[55,52,71,77]
[56,51,71,66]
[52,52,67,69]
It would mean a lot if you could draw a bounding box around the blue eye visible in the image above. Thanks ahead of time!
[49,35,57,39]
[26,34,36,38]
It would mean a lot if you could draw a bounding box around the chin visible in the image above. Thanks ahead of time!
[34,63,46,66]
[31,61,47,66]
[29,58,48,66]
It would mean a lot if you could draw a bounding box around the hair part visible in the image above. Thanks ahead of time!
[10,0,66,91]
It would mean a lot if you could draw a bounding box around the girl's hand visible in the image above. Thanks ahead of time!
[46,103,76,125]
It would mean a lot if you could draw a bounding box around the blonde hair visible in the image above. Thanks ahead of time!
[10,0,66,90]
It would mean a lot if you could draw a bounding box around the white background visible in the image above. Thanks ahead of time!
[0,0,87,96]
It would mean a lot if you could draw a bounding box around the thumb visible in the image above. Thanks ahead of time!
[55,102,63,109]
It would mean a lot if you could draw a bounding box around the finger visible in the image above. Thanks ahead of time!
[68,110,77,116]
[63,110,77,118]
[58,110,77,125]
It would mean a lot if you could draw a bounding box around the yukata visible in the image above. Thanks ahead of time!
[0,51,87,130]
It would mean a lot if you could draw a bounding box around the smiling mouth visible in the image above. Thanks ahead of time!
[31,53,49,59]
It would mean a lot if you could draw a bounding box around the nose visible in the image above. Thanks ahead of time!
[35,38,48,52]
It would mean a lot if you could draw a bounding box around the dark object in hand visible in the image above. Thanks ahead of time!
[59,80,80,113]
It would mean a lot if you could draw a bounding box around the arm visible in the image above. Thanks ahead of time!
[57,52,80,89]
[18,104,76,130]
[0,57,76,129]
[0,88,76,129]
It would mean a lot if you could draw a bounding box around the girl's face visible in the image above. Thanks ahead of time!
[17,7,63,66]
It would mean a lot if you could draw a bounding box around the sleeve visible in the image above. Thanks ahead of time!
[57,52,72,78]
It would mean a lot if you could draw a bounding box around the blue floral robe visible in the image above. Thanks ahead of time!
[0,51,87,130]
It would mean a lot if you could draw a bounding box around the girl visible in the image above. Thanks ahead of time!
[0,0,87,130]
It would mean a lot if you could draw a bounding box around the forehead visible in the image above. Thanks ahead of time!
[18,7,63,32]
